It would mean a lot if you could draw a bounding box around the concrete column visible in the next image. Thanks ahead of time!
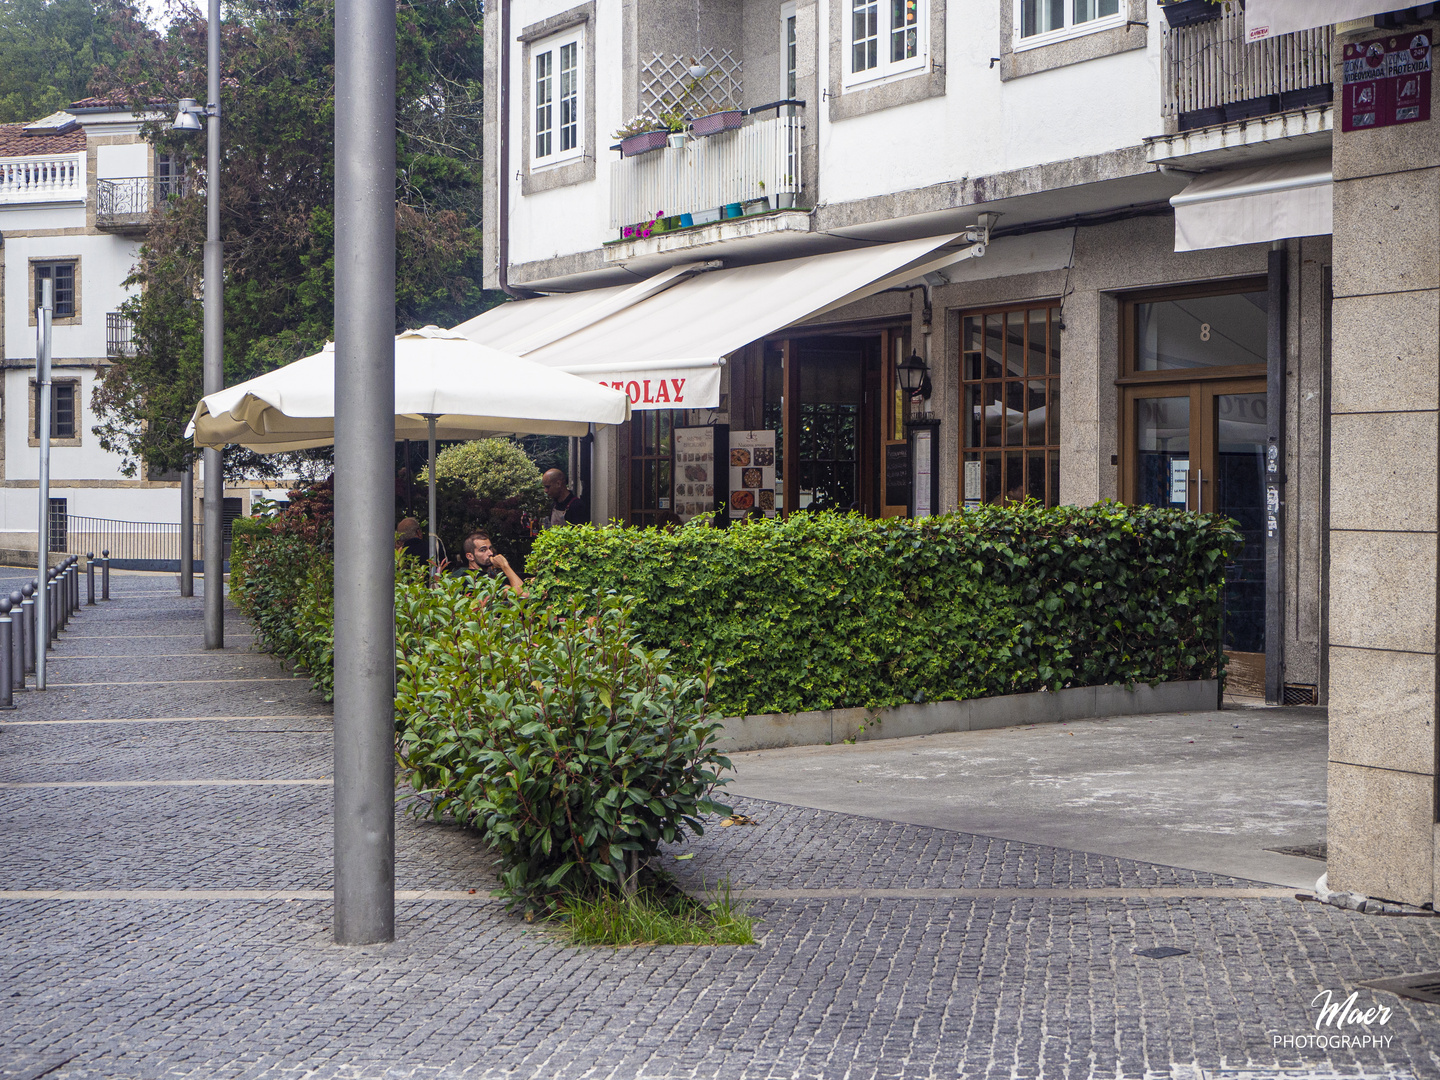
[1326,18,1440,907]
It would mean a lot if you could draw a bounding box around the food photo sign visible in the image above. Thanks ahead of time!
[672,426,724,524]
[727,429,777,519]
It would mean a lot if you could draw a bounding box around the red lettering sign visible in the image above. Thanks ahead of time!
[1343,33,1431,132]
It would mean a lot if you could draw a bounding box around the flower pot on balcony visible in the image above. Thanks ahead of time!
[693,208,721,224]
[620,130,668,157]
[723,202,743,219]
[667,131,689,149]
[742,197,770,215]
[691,110,745,136]
[774,192,796,209]
[1161,0,1223,28]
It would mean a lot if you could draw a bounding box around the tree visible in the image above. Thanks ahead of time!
[0,0,141,124]
[88,0,499,481]
[425,439,547,515]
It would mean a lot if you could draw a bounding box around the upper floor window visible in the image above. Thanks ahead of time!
[1016,0,1123,50]
[847,0,925,85]
[534,29,582,166]
[34,262,76,319]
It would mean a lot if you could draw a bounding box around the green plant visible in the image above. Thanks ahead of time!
[556,878,754,946]
[395,575,734,913]
[613,113,661,139]
[422,438,547,513]
[527,502,1239,717]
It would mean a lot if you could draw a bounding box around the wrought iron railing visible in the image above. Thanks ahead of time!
[63,516,206,570]
[1162,7,1333,129]
[0,153,84,204]
[610,105,804,234]
[106,312,137,358]
[95,176,185,230]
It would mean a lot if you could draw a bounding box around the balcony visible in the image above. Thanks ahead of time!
[96,176,184,232]
[1162,5,1333,131]
[106,312,136,359]
[0,152,84,205]
[609,104,804,241]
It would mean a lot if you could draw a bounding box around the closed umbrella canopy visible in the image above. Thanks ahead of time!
[186,325,630,452]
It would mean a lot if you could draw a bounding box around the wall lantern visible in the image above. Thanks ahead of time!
[897,351,932,400]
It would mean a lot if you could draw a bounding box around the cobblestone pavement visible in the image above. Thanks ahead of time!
[1,574,1438,1080]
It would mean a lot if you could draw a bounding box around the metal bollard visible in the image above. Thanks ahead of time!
[102,550,110,601]
[21,585,34,674]
[0,598,13,710]
[49,570,60,643]
[59,562,69,630]
[86,553,95,605]
[67,558,77,618]
[9,591,24,692]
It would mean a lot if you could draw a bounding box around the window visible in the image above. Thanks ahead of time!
[34,262,76,319]
[959,305,1062,507]
[784,3,798,98]
[847,0,924,83]
[629,411,676,527]
[157,152,183,200]
[34,382,77,440]
[1016,0,1122,49]
[48,498,67,553]
[533,30,581,165]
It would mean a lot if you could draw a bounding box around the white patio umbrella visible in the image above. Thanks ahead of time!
[186,325,630,560]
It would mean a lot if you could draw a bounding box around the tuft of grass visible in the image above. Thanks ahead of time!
[556,878,755,947]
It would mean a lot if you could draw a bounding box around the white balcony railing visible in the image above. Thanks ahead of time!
[0,153,85,205]
[1162,6,1332,126]
[609,111,802,233]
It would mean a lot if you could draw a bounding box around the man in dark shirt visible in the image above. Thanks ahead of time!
[396,517,429,563]
[541,468,588,528]
[455,530,524,594]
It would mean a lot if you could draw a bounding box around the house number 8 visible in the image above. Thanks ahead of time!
[1199,323,1211,341]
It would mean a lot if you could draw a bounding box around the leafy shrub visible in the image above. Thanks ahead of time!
[423,438,547,514]
[395,574,732,912]
[527,502,1240,717]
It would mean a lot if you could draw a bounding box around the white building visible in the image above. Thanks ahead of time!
[0,99,204,564]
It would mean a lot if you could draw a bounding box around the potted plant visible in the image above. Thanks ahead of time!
[614,115,668,157]
[691,109,744,137]
[1161,0,1229,28]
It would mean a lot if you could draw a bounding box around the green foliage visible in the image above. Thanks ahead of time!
[424,439,547,513]
[556,879,754,946]
[0,0,139,124]
[395,575,733,912]
[527,503,1240,717]
[87,0,502,481]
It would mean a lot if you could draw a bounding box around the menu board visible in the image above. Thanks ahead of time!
[672,426,721,524]
[727,429,777,519]
[885,443,910,508]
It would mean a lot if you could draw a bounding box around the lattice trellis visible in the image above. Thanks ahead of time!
[641,49,743,118]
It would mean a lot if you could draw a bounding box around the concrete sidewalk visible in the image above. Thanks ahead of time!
[724,705,1329,889]
[0,580,1437,1080]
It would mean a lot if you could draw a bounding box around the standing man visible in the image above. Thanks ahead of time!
[541,468,587,528]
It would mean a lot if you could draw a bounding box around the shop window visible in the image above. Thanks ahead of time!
[629,410,676,527]
[959,304,1062,506]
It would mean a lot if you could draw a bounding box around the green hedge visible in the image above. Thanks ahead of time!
[527,502,1240,717]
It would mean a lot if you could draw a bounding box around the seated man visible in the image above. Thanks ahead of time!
[457,530,525,594]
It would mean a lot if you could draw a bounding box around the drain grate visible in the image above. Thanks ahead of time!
[1265,842,1327,861]
[1360,971,1440,1004]
[1282,683,1319,705]
[1135,946,1190,959]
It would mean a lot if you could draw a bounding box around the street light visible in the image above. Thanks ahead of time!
[897,350,932,401]
[170,2,225,649]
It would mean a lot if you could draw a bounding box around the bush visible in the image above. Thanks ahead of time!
[526,502,1240,717]
[395,574,733,912]
[423,438,547,514]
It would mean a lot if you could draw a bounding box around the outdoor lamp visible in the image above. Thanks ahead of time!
[171,98,206,133]
[897,350,932,400]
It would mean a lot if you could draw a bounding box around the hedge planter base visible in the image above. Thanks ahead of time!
[719,679,1220,751]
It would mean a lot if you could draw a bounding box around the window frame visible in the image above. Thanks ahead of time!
[1013,0,1126,52]
[843,0,927,88]
[31,259,80,324]
[29,376,82,448]
[531,26,584,169]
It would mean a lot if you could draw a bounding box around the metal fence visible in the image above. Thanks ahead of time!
[106,312,137,358]
[63,515,207,571]
[95,176,186,230]
[1162,7,1333,124]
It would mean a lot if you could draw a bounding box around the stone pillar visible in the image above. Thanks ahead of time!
[1326,17,1440,907]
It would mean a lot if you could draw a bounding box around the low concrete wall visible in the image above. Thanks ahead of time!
[719,679,1221,751]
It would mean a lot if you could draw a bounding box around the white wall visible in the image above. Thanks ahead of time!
[2,232,142,361]
[96,143,148,180]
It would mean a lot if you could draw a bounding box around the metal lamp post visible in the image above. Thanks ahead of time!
[172,0,224,649]
[333,0,397,945]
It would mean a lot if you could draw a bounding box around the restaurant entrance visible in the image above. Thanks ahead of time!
[1118,281,1269,695]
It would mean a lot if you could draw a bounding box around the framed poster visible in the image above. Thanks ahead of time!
[727,429,777,518]
[672,425,727,524]
[908,419,940,518]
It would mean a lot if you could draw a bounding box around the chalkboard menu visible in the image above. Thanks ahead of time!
[885,443,910,508]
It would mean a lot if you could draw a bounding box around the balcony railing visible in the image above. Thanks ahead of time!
[1162,6,1333,130]
[96,175,185,231]
[106,312,137,358]
[0,153,84,205]
[610,105,803,234]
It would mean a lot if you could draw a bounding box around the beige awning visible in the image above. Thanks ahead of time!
[455,234,980,409]
[1171,158,1332,252]
[1245,0,1403,40]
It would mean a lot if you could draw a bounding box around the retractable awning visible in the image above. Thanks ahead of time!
[455,233,979,409]
[1245,0,1405,41]
[1171,158,1332,252]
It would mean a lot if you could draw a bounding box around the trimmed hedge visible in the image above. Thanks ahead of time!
[526,502,1240,717]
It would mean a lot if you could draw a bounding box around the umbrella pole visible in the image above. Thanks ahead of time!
[427,415,438,573]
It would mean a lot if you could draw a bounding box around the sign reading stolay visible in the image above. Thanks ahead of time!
[455,234,975,409]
